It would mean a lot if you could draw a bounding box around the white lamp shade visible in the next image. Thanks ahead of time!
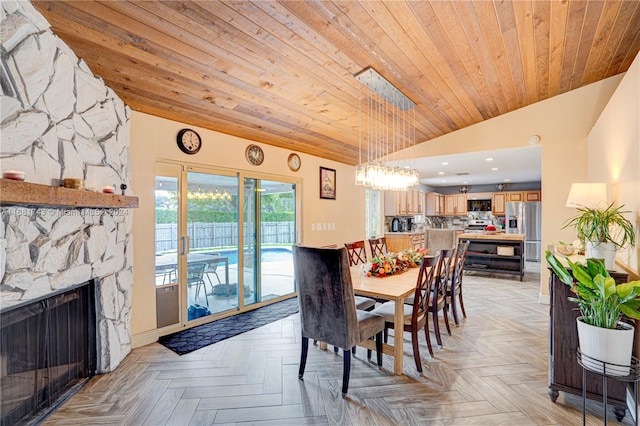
[565,183,607,208]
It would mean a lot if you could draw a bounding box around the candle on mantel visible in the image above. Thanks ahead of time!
[102,186,115,194]
[2,170,25,181]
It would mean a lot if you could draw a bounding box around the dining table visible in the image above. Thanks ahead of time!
[350,265,420,375]
[155,252,230,285]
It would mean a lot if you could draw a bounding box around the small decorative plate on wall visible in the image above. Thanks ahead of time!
[245,144,264,166]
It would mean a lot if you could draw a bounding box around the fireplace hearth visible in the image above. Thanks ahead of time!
[0,280,97,425]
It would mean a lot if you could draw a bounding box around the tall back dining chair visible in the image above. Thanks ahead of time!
[368,237,387,257]
[448,240,470,325]
[372,255,440,372]
[293,245,385,396]
[344,240,368,266]
[431,248,454,347]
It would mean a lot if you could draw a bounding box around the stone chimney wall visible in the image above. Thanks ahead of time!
[0,1,133,372]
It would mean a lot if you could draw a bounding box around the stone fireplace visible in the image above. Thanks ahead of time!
[1,0,135,379]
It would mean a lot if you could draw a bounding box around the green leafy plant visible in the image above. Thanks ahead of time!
[563,202,635,249]
[546,250,640,329]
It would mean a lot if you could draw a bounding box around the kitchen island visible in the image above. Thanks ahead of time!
[458,233,525,280]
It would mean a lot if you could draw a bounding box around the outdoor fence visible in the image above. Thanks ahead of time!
[156,222,295,253]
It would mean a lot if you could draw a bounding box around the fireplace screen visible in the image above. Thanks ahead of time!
[0,280,97,425]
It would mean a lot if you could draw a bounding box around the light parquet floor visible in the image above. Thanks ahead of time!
[43,266,636,425]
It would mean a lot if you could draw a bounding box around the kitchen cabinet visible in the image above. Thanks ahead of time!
[492,192,507,215]
[410,233,425,250]
[385,232,424,253]
[385,190,424,216]
[444,194,467,215]
[412,190,424,215]
[548,267,630,421]
[384,192,404,216]
[524,190,541,201]
[425,192,444,216]
[507,191,524,202]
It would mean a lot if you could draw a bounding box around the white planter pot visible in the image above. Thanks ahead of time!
[577,317,634,376]
[585,241,617,270]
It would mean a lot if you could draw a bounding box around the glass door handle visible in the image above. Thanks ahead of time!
[181,236,190,255]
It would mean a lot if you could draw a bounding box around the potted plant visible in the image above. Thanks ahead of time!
[563,202,636,269]
[546,250,640,375]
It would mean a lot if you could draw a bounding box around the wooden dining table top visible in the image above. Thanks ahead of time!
[350,265,419,301]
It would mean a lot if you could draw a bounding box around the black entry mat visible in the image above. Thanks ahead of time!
[158,298,299,355]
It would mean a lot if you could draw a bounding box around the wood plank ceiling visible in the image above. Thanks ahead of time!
[33,1,640,165]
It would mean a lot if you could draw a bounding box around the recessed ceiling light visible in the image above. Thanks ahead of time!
[441,162,448,165]
[463,181,468,184]
[441,179,447,182]
[504,178,511,182]
[491,167,498,171]
[438,171,444,175]
[485,158,494,162]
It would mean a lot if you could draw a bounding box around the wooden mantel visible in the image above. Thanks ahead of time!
[0,179,139,209]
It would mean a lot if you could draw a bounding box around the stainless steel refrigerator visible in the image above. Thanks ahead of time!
[506,202,541,262]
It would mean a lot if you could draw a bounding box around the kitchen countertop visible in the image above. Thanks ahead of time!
[458,232,525,241]
[385,231,424,235]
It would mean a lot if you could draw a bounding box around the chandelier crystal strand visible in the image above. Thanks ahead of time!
[354,67,416,191]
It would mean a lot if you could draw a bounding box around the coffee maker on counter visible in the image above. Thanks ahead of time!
[390,217,413,232]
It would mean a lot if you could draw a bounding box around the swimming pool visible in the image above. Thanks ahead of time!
[209,247,292,265]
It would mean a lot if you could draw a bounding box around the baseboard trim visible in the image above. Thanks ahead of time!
[131,329,159,349]
[539,293,550,305]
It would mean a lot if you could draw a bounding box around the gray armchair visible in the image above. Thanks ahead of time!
[293,245,385,396]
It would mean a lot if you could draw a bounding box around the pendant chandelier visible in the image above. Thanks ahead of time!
[354,67,419,191]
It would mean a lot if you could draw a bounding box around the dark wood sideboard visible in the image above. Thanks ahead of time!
[548,267,633,421]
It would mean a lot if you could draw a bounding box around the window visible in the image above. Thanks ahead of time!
[365,188,382,238]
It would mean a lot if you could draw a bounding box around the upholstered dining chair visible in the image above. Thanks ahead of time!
[293,245,385,396]
[371,256,440,372]
[448,240,470,326]
[368,237,387,257]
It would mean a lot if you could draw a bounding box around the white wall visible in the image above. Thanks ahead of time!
[588,52,640,275]
[129,112,367,340]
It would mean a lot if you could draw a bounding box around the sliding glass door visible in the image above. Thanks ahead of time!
[185,170,239,320]
[155,163,298,331]
[243,178,296,306]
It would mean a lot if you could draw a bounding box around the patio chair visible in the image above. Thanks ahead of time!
[187,263,208,307]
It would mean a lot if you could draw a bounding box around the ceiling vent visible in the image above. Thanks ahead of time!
[455,172,470,176]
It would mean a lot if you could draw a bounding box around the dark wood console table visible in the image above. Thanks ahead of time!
[548,265,633,421]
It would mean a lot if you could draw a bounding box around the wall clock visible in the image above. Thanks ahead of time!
[245,144,264,166]
[287,153,301,172]
[176,128,202,155]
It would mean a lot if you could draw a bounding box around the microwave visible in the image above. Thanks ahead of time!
[467,199,492,212]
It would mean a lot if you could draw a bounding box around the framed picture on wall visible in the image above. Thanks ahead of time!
[319,167,336,200]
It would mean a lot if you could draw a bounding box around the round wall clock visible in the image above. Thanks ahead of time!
[245,144,264,166]
[176,128,202,155]
[287,153,301,172]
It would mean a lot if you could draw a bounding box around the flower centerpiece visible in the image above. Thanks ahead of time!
[367,248,428,277]
[404,248,428,267]
[368,254,399,277]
